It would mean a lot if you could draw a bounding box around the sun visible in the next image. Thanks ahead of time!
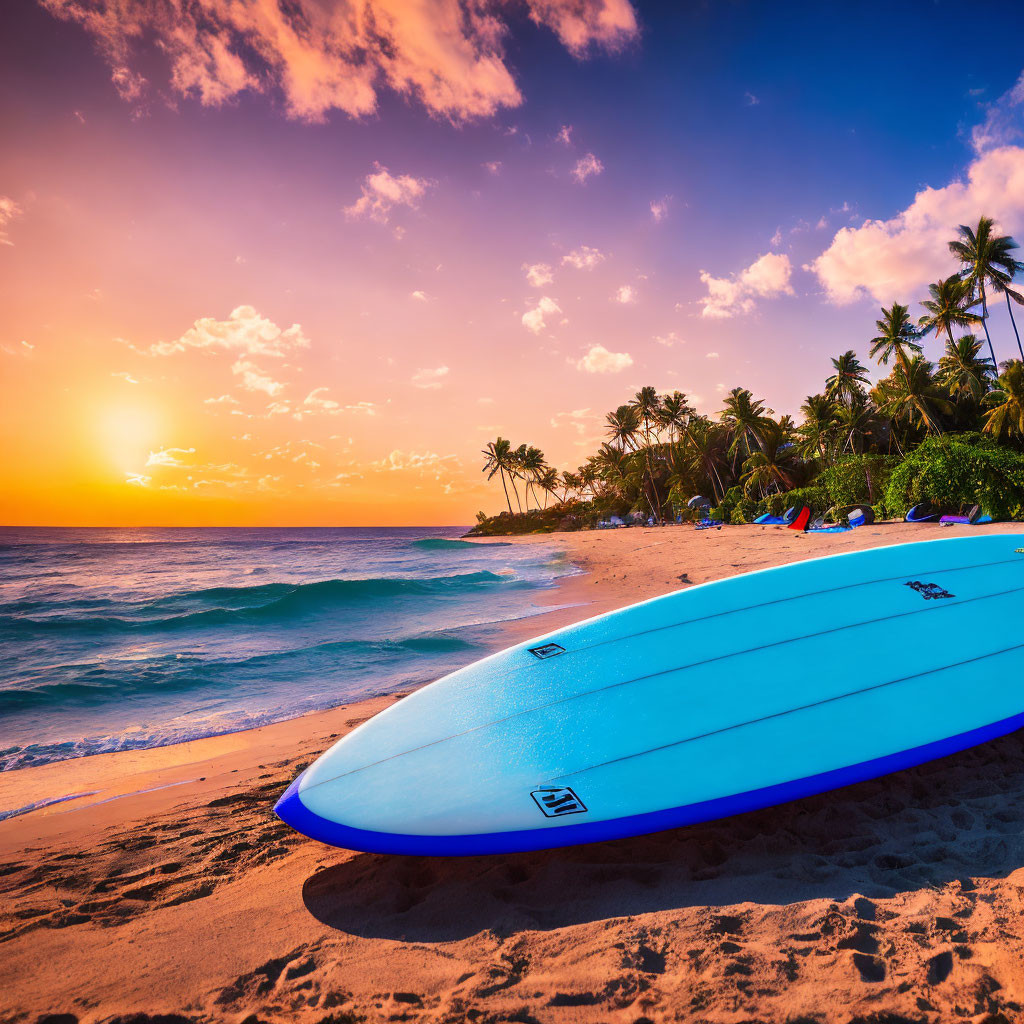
[98,403,164,473]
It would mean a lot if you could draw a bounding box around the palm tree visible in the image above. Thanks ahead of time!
[873,357,953,440]
[518,445,547,509]
[937,334,994,406]
[917,275,983,351]
[719,387,774,457]
[679,416,732,502]
[537,466,560,507]
[869,302,922,373]
[796,394,839,462]
[949,216,1023,364]
[605,404,642,451]
[741,422,798,498]
[983,360,1024,439]
[480,438,517,515]
[630,386,664,520]
[824,350,869,405]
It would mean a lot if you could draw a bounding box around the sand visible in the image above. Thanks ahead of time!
[4,520,1024,1024]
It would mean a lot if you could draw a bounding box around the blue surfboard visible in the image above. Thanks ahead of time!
[276,535,1024,855]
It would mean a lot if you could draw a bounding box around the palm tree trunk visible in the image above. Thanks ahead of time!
[499,468,513,516]
[980,285,998,368]
[1006,290,1024,361]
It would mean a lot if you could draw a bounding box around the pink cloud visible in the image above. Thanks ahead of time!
[344,166,431,223]
[699,252,794,318]
[810,146,1024,304]
[40,0,639,122]
[571,152,604,184]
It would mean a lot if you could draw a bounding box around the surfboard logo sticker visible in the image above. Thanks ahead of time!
[531,787,587,817]
[528,642,565,660]
[904,580,954,600]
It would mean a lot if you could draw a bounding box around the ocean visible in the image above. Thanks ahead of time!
[0,527,579,772]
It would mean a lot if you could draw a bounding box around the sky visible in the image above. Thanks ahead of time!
[2,0,1024,526]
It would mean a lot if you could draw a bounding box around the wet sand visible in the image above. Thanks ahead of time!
[3,520,1024,1024]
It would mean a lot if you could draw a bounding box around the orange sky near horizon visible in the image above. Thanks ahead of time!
[4,0,1024,526]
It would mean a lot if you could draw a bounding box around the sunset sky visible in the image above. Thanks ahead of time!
[3,0,1024,526]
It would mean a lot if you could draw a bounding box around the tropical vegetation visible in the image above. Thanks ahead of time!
[472,217,1024,535]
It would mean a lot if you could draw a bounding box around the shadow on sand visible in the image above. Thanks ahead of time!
[303,731,1024,942]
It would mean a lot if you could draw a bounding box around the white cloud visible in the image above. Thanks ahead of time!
[302,387,341,413]
[524,262,554,287]
[412,365,449,389]
[550,408,597,434]
[650,196,670,222]
[699,252,794,318]
[112,371,139,384]
[150,305,310,358]
[614,284,636,304]
[411,289,428,301]
[522,296,562,334]
[231,358,284,395]
[146,447,195,468]
[555,124,573,145]
[571,152,603,184]
[0,196,22,246]
[125,472,151,487]
[562,245,606,270]
[744,91,760,106]
[483,160,502,175]
[376,449,460,478]
[204,394,240,406]
[576,343,632,373]
[810,145,1024,304]
[344,166,431,223]
[971,71,1024,153]
[706,351,719,359]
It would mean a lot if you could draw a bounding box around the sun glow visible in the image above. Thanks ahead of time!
[97,403,164,473]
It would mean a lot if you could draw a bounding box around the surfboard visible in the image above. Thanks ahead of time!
[275,535,1024,856]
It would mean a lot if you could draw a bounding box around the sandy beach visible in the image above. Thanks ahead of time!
[4,521,1024,1024]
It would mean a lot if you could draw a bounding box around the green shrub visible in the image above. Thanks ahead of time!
[883,433,1024,520]
[818,455,898,507]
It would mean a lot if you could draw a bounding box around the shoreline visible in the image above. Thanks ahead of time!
[4,521,1024,1022]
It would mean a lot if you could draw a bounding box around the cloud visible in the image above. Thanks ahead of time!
[524,262,554,287]
[151,305,310,358]
[376,449,460,478]
[528,0,637,55]
[971,71,1024,153]
[522,296,562,334]
[576,343,633,373]
[810,145,1024,304]
[555,124,573,145]
[483,160,502,174]
[650,196,670,222]
[550,408,597,434]
[572,152,604,184]
[41,0,637,122]
[204,394,239,406]
[562,245,606,269]
[112,371,139,384]
[614,284,636,304]
[654,331,683,346]
[706,351,719,359]
[231,359,285,395]
[699,252,794,318]
[344,166,431,223]
[125,472,151,487]
[146,447,196,468]
[411,290,428,301]
[301,387,341,413]
[0,196,22,245]
[412,365,449,389]
[744,91,760,106]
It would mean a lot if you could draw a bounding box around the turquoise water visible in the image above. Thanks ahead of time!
[0,527,578,771]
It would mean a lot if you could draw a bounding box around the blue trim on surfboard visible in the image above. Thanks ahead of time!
[274,707,1024,856]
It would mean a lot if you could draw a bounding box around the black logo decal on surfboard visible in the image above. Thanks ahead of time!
[905,580,954,600]
[528,643,565,660]
[531,787,587,817]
